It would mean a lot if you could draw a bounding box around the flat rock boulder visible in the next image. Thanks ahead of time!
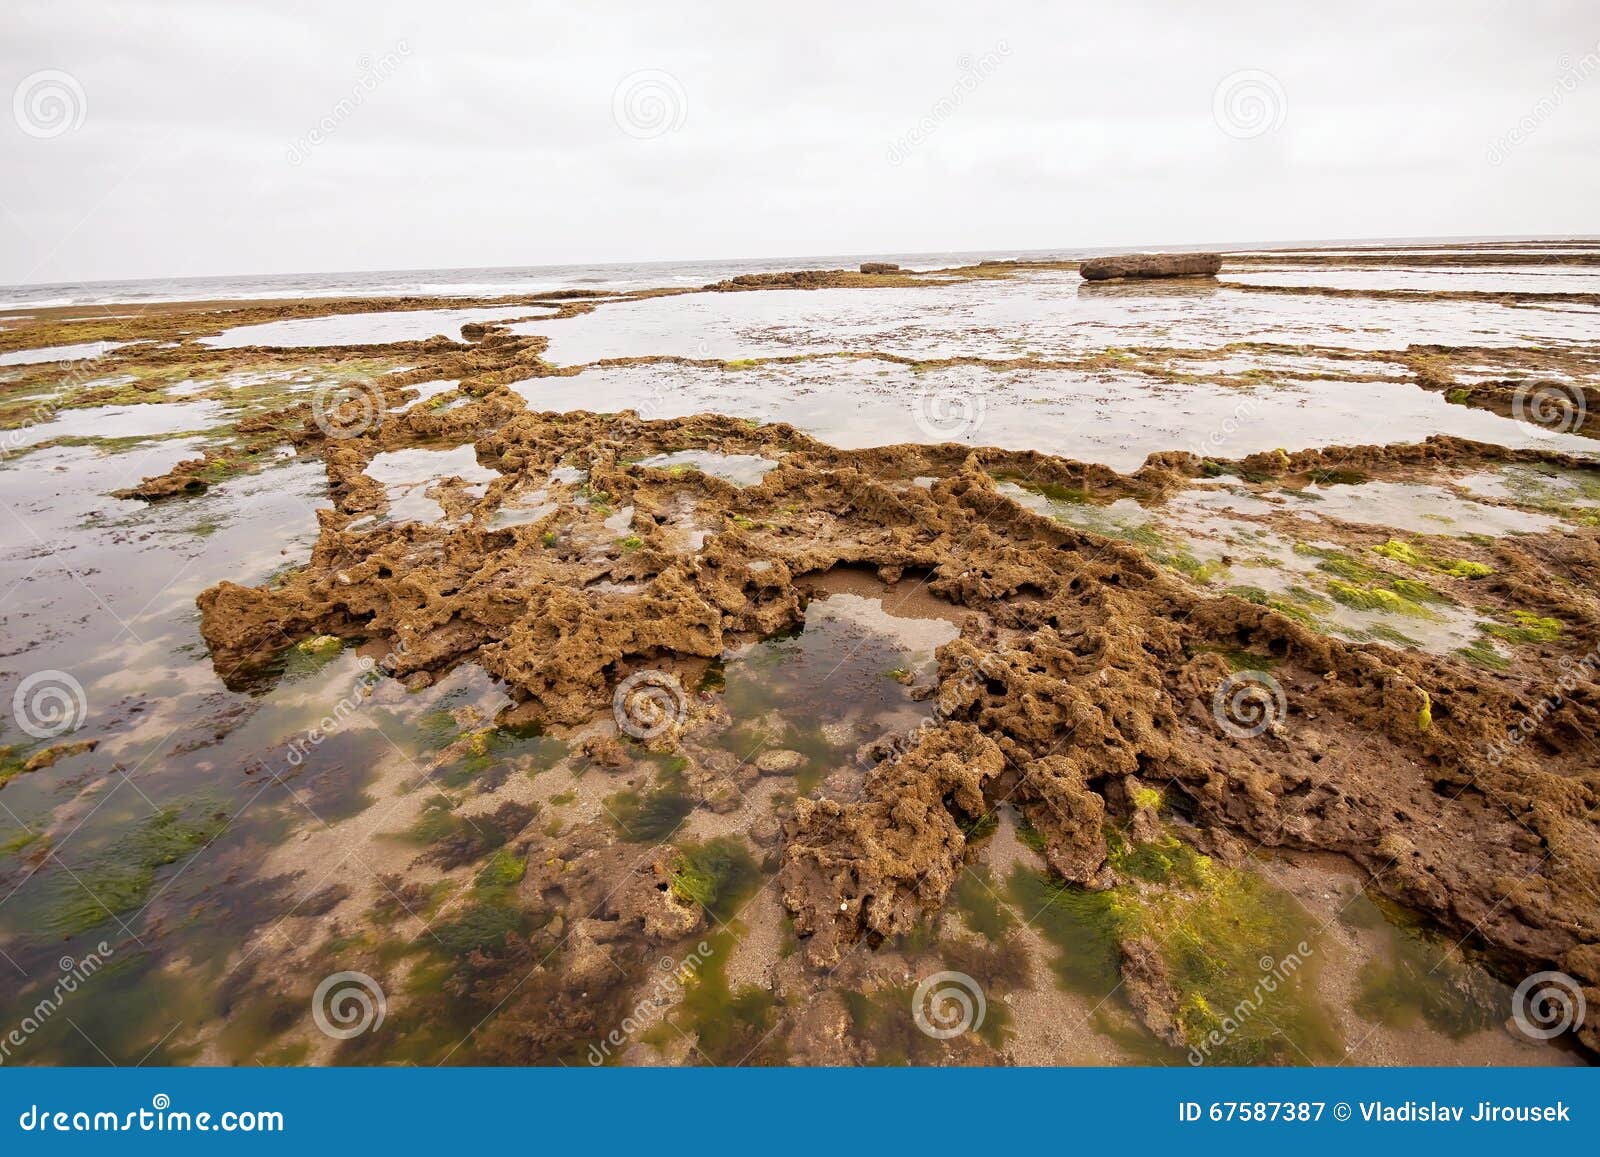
[1079,252,1222,281]
[859,262,900,274]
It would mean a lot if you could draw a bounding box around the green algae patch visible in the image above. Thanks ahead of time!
[605,760,694,843]
[656,929,784,1065]
[1106,829,1210,888]
[34,803,227,936]
[434,722,565,790]
[1185,644,1279,673]
[1455,636,1511,671]
[474,849,527,896]
[400,796,536,869]
[1373,538,1491,579]
[1014,813,1049,856]
[992,473,1093,505]
[1482,610,1562,645]
[1343,894,1501,1038]
[668,836,760,920]
[296,634,344,659]
[1224,584,1329,627]
[1007,866,1130,997]
[1008,843,1342,1064]
[952,865,1015,940]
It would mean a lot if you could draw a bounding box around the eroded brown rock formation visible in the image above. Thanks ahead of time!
[1079,252,1224,281]
[192,390,1600,1050]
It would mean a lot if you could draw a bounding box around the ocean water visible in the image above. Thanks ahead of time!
[5,235,1594,309]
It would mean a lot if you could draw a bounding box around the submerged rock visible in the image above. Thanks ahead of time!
[1079,252,1223,281]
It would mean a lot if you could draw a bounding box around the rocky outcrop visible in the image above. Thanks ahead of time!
[779,723,1004,966]
[1079,252,1223,281]
[191,393,1600,1049]
[859,262,901,274]
[114,458,211,500]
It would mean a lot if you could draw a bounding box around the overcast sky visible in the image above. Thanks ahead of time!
[2,0,1597,286]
